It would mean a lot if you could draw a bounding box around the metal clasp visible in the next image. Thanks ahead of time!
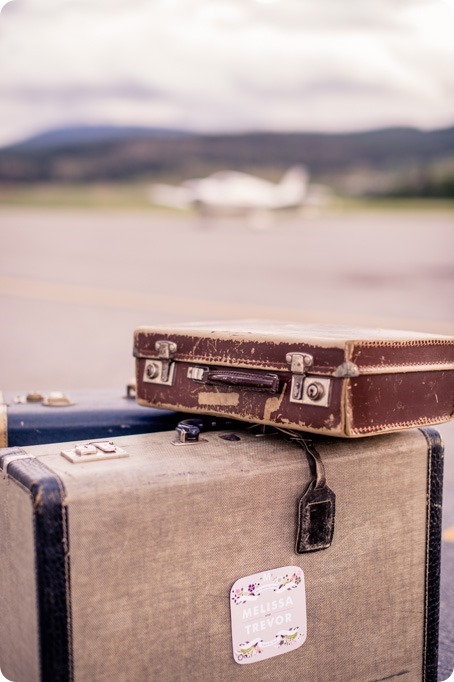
[61,440,129,464]
[143,340,177,386]
[187,366,208,382]
[286,352,331,407]
[171,419,208,446]
[125,381,136,399]
[13,391,75,407]
[286,352,313,374]
[155,340,177,360]
[42,392,75,407]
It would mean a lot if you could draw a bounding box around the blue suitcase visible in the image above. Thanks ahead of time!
[0,386,182,447]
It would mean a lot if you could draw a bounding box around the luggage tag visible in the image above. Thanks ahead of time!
[278,429,336,553]
[230,566,307,665]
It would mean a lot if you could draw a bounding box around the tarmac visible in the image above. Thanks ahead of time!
[0,206,453,680]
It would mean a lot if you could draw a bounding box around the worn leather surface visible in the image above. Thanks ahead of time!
[137,356,453,437]
[135,324,454,437]
[420,428,444,682]
[134,323,454,370]
[348,372,454,436]
[138,358,346,434]
[0,448,72,682]
[296,482,336,553]
[135,328,346,372]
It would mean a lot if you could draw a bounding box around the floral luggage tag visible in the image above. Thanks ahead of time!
[230,566,307,665]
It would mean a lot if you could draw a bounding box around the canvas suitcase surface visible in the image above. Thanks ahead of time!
[134,321,454,437]
[0,426,443,682]
[0,387,183,447]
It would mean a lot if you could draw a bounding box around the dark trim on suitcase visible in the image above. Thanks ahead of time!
[420,428,444,682]
[0,447,73,682]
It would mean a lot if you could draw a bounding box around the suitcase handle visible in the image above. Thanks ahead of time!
[191,368,280,394]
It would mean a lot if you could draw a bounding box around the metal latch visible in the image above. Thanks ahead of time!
[187,366,207,382]
[61,440,129,464]
[286,352,331,407]
[286,353,314,374]
[125,381,136,399]
[42,392,75,407]
[13,391,75,407]
[143,340,177,386]
[172,419,208,446]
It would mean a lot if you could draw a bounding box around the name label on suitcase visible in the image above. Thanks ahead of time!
[230,566,307,664]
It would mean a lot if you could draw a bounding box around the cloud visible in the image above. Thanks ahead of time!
[0,0,15,13]
[0,0,453,145]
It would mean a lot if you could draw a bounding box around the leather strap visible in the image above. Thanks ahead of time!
[0,449,74,681]
[420,427,444,682]
[0,391,7,448]
[275,427,336,553]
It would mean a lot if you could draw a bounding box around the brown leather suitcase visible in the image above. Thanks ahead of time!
[0,426,444,681]
[134,321,454,437]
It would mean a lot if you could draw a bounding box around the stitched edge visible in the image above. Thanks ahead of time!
[350,414,452,435]
[355,340,453,348]
[419,428,443,682]
[354,362,454,370]
[136,355,339,372]
[136,356,454,377]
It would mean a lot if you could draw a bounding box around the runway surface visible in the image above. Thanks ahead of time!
[1,206,453,679]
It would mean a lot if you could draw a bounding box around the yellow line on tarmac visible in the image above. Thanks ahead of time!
[0,274,313,319]
[0,274,453,334]
[443,527,454,543]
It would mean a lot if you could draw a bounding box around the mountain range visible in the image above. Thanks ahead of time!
[1,124,453,196]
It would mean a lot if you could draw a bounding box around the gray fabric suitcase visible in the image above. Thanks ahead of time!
[0,426,443,682]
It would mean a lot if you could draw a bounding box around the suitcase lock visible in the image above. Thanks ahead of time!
[286,353,331,407]
[143,340,177,386]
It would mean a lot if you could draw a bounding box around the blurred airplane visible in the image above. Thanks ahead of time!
[149,166,310,215]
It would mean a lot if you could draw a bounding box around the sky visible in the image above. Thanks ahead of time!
[0,0,453,146]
